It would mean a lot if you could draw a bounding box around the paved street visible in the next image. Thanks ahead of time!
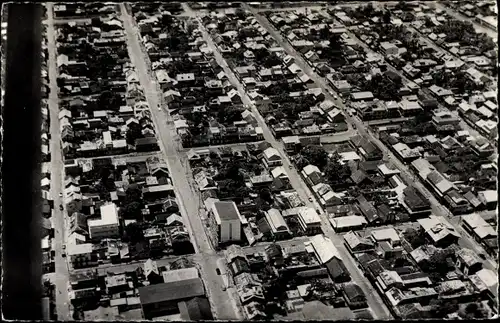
[182,4,391,319]
[45,3,72,320]
[120,5,243,320]
[406,23,497,150]
[431,2,498,40]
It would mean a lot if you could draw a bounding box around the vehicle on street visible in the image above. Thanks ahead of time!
[478,253,487,260]
[62,245,66,250]
[308,197,313,202]
[289,165,293,169]
[59,193,63,197]
[59,204,63,211]
[216,268,221,275]
[62,252,66,258]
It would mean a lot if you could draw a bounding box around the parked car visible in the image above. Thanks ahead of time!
[308,197,313,202]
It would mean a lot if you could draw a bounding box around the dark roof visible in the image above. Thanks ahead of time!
[403,186,430,210]
[213,201,240,221]
[357,252,377,266]
[325,257,349,279]
[178,297,213,321]
[366,259,385,276]
[359,160,382,172]
[342,283,366,301]
[265,244,283,259]
[400,271,429,281]
[135,137,158,146]
[356,195,378,222]
[463,191,482,208]
[257,217,271,234]
[138,278,205,305]
[351,169,369,185]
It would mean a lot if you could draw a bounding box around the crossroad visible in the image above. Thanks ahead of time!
[119,4,243,319]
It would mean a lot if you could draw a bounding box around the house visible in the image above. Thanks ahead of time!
[343,231,375,254]
[67,243,97,269]
[417,215,460,248]
[380,42,398,55]
[402,186,431,216]
[87,203,120,240]
[138,278,205,319]
[262,209,291,240]
[342,284,368,309]
[301,164,323,186]
[350,135,383,160]
[297,207,322,235]
[426,171,455,197]
[351,91,374,101]
[262,147,282,167]
[331,216,368,233]
[356,195,380,225]
[209,201,243,245]
[461,213,497,243]
[325,257,350,283]
[455,248,482,276]
[178,297,214,321]
[477,190,497,210]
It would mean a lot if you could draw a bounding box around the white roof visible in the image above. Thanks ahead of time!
[303,164,321,175]
[162,267,198,283]
[265,208,289,233]
[271,166,288,178]
[417,215,460,242]
[66,243,93,256]
[305,234,341,264]
[330,216,367,229]
[339,151,361,162]
[478,190,497,203]
[263,147,280,160]
[88,203,119,228]
[476,269,498,288]
[371,227,401,243]
[298,207,321,225]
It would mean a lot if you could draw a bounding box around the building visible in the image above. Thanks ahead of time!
[331,216,367,232]
[305,234,341,265]
[88,203,120,240]
[302,164,323,186]
[138,278,205,319]
[461,213,497,243]
[210,201,243,244]
[455,248,482,276]
[67,243,97,269]
[262,147,282,167]
[297,207,322,235]
[342,283,368,309]
[178,297,214,321]
[263,208,291,240]
[343,231,375,254]
[417,215,460,248]
[162,267,199,283]
[477,190,497,210]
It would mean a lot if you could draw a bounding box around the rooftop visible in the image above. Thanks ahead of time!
[138,278,205,305]
[88,203,119,228]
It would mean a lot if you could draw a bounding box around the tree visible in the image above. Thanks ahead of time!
[300,145,328,169]
[403,228,426,249]
[382,10,391,24]
[324,152,351,184]
[121,201,142,220]
[259,188,273,204]
[124,222,145,244]
[125,186,142,204]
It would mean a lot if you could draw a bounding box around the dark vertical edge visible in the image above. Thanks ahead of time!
[2,3,43,320]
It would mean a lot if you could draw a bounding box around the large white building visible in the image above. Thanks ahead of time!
[210,201,243,244]
[88,203,120,240]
